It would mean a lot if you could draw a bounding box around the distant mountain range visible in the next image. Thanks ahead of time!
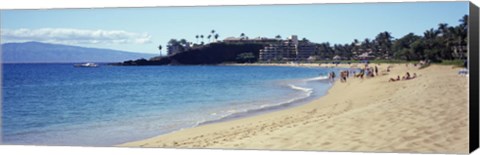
[1,42,156,63]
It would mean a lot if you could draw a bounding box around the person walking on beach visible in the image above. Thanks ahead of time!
[341,71,347,83]
[339,71,344,82]
[374,66,378,76]
[329,71,336,82]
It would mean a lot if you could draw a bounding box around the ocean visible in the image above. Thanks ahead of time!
[2,64,340,146]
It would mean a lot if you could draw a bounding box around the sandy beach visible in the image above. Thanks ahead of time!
[120,63,469,154]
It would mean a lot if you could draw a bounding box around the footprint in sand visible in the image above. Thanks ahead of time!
[321,142,331,146]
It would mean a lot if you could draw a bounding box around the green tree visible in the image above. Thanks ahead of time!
[316,42,333,59]
[236,52,256,63]
[374,31,393,59]
[301,38,309,42]
[240,33,246,40]
[158,45,162,56]
[392,33,421,60]
[422,28,444,62]
[214,34,219,42]
[179,39,188,47]
[360,38,372,55]
[167,39,190,55]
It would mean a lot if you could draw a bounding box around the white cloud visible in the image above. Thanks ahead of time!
[1,28,152,44]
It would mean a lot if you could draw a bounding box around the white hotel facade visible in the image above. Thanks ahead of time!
[259,35,317,62]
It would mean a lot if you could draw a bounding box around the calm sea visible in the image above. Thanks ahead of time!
[2,64,339,146]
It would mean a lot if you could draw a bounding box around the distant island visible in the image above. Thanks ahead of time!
[1,41,156,63]
[117,15,468,66]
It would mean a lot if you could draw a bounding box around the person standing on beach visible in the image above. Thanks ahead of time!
[330,71,336,82]
[339,71,343,82]
[342,71,347,82]
[374,66,378,76]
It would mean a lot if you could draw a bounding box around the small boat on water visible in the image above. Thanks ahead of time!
[74,63,99,68]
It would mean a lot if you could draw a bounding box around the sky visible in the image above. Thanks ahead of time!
[0,2,469,54]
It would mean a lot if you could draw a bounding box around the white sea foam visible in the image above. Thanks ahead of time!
[195,84,314,126]
[305,75,329,81]
[288,84,313,92]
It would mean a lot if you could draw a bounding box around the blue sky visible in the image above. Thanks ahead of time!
[0,2,469,54]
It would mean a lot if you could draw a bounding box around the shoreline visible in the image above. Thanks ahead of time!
[119,63,469,154]
[221,62,355,68]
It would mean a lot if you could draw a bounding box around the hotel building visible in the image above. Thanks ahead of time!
[259,35,317,61]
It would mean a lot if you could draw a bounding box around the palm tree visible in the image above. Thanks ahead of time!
[351,39,360,55]
[362,38,371,52]
[200,35,204,43]
[392,33,421,60]
[275,35,281,39]
[195,35,199,44]
[158,45,162,56]
[450,26,467,58]
[437,23,457,59]
[458,15,468,55]
[424,28,439,40]
[422,28,443,61]
[179,39,188,47]
[438,23,449,36]
[459,14,468,30]
[207,35,212,43]
[214,34,219,42]
[374,31,393,58]
[240,33,245,40]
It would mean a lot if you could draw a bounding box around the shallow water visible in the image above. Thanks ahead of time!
[2,64,340,146]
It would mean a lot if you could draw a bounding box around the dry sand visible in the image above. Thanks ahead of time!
[120,63,469,154]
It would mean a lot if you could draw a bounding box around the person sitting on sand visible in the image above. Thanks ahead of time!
[389,75,400,82]
[366,68,374,78]
[404,73,416,80]
[403,72,411,80]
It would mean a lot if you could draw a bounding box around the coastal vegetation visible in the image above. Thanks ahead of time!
[118,15,468,66]
[119,42,266,65]
[313,15,468,62]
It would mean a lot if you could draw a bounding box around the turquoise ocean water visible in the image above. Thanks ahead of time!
[2,64,339,146]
